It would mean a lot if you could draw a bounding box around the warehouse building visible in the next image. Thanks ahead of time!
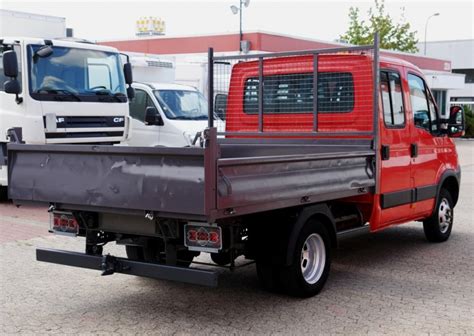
[417,39,474,109]
[101,31,465,116]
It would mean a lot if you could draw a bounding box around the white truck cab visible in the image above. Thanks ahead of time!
[126,82,209,147]
[0,37,134,195]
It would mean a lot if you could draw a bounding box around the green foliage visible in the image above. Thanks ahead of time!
[463,105,474,138]
[340,0,419,53]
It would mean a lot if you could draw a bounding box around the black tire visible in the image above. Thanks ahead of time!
[125,245,144,260]
[284,219,331,297]
[256,219,331,297]
[423,189,454,242]
[143,239,165,263]
[211,251,231,266]
[0,186,8,202]
[176,250,198,268]
[143,239,195,267]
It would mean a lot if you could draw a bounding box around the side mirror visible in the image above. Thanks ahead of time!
[127,86,135,99]
[4,79,21,95]
[3,50,18,78]
[447,106,465,138]
[124,62,133,85]
[144,107,164,126]
[33,45,53,61]
[214,94,227,120]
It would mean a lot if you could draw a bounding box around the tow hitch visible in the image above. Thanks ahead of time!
[36,248,218,287]
[101,254,129,276]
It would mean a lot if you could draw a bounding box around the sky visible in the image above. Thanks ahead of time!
[1,0,473,43]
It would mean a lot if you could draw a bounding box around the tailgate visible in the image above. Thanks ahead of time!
[7,144,206,217]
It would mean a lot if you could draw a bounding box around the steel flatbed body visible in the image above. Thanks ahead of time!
[7,134,375,223]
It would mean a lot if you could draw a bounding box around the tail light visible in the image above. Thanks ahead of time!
[184,224,222,253]
[50,212,79,236]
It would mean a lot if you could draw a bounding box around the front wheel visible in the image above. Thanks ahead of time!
[423,189,454,242]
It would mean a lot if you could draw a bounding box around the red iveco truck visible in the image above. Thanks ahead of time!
[6,35,465,297]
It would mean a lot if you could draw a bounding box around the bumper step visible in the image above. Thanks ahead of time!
[36,248,218,287]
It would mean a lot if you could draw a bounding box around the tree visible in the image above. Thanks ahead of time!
[340,0,419,53]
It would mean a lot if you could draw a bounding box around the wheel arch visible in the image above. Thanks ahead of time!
[437,169,461,208]
[285,203,337,266]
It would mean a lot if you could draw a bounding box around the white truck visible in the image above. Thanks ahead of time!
[125,55,226,147]
[0,37,134,198]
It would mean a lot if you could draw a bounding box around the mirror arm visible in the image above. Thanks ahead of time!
[15,94,23,105]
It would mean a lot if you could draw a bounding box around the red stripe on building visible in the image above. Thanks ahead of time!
[100,32,451,72]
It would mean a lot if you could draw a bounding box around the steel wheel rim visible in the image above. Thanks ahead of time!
[300,233,326,284]
[438,198,452,234]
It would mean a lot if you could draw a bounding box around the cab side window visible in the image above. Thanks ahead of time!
[129,89,156,122]
[408,74,438,133]
[380,71,405,127]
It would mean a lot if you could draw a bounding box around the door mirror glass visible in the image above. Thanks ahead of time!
[127,86,135,99]
[448,106,465,137]
[144,106,164,126]
[123,62,133,85]
[3,50,18,78]
[214,94,227,120]
[4,79,21,94]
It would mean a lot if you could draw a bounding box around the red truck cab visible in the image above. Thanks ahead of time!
[224,53,462,235]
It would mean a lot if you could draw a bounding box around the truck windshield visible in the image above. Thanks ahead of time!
[154,90,208,120]
[27,44,126,102]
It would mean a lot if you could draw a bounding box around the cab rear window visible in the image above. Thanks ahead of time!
[243,72,354,114]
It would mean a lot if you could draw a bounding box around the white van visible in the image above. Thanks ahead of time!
[126,82,209,147]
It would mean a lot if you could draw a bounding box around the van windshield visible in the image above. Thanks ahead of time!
[154,89,208,120]
[28,44,126,102]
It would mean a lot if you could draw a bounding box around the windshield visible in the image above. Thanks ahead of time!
[28,44,126,102]
[154,89,208,120]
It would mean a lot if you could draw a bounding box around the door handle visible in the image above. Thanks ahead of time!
[381,145,390,160]
[410,143,418,158]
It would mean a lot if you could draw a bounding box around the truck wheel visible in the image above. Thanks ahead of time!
[0,186,8,202]
[143,239,165,263]
[143,239,195,267]
[211,251,231,266]
[125,245,144,261]
[423,189,454,242]
[280,219,331,297]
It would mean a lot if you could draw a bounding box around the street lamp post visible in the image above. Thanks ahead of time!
[424,12,440,55]
[231,0,250,52]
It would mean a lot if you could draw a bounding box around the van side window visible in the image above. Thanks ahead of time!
[243,72,354,114]
[380,71,405,127]
[129,89,156,122]
[408,74,438,133]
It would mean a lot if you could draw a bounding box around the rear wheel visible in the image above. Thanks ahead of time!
[423,189,454,242]
[256,219,331,297]
[211,251,232,266]
[125,245,144,261]
[0,186,8,202]
[143,239,196,267]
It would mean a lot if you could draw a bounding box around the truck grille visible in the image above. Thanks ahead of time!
[43,116,125,129]
[45,132,124,139]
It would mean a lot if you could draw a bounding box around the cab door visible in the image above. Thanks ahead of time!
[373,70,413,230]
[127,88,161,146]
[406,73,441,218]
